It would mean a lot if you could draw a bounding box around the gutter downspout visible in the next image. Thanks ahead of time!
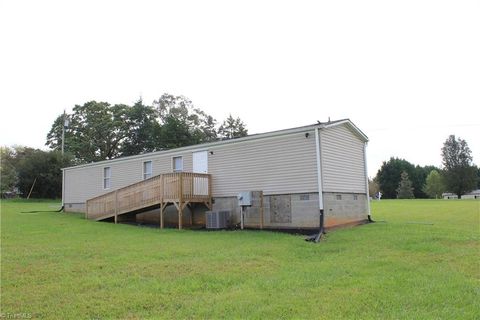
[61,169,65,207]
[61,168,65,212]
[307,127,325,242]
[363,142,373,222]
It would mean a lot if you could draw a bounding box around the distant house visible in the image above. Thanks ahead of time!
[461,189,480,200]
[442,190,480,200]
[442,193,458,200]
[62,119,371,230]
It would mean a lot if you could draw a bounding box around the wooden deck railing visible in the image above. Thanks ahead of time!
[85,172,211,221]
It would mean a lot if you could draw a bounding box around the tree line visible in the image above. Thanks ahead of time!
[47,94,247,164]
[371,135,479,199]
[1,105,478,199]
[1,146,71,199]
[1,94,247,198]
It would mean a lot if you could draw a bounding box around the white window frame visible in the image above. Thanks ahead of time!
[172,156,183,173]
[143,161,152,180]
[103,167,111,190]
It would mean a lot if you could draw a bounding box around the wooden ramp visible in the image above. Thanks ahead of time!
[85,172,212,229]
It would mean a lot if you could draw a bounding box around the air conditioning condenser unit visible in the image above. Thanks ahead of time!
[206,210,229,229]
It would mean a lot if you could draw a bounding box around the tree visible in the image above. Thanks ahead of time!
[46,95,250,163]
[159,115,197,149]
[423,170,445,199]
[375,157,437,199]
[154,94,218,148]
[441,135,477,198]
[46,101,131,163]
[476,166,480,189]
[15,149,72,198]
[218,114,248,140]
[0,147,18,195]
[376,158,415,198]
[368,178,380,198]
[396,171,414,199]
[45,113,70,152]
[411,165,437,198]
[121,99,161,156]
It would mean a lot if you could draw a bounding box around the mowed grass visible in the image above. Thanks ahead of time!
[1,199,479,319]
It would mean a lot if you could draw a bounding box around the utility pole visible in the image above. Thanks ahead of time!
[61,110,69,155]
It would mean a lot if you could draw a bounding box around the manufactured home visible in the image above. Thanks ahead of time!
[461,189,480,199]
[443,190,480,200]
[442,193,458,200]
[62,119,371,230]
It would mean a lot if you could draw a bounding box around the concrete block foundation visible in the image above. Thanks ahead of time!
[65,192,368,230]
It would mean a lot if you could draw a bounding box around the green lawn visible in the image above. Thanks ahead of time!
[1,199,479,319]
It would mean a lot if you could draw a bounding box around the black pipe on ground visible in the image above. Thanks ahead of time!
[21,206,64,213]
[305,209,325,243]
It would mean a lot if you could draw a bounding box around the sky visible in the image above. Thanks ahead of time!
[1,0,479,177]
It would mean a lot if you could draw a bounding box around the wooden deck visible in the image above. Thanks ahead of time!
[85,172,212,229]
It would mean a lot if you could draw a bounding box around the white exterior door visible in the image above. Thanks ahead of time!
[193,151,208,173]
[192,151,208,195]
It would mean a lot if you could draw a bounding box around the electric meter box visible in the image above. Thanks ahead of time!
[237,191,252,206]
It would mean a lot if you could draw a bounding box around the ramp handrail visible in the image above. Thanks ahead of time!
[85,172,211,220]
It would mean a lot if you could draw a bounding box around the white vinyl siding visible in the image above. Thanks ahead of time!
[143,161,152,179]
[320,125,366,193]
[103,167,111,189]
[63,122,368,206]
[208,131,318,196]
[64,152,193,204]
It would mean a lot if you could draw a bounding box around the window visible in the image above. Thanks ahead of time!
[336,194,342,200]
[353,195,358,200]
[173,156,183,172]
[103,167,111,189]
[143,161,152,180]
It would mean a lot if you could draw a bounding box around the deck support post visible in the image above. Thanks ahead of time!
[189,204,193,227]
[208,175,212,209]
[114,190,118,224]
[178,202,182,230]
[160,202,164,229]
[178,174,184,229]
[260,191,264,229]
